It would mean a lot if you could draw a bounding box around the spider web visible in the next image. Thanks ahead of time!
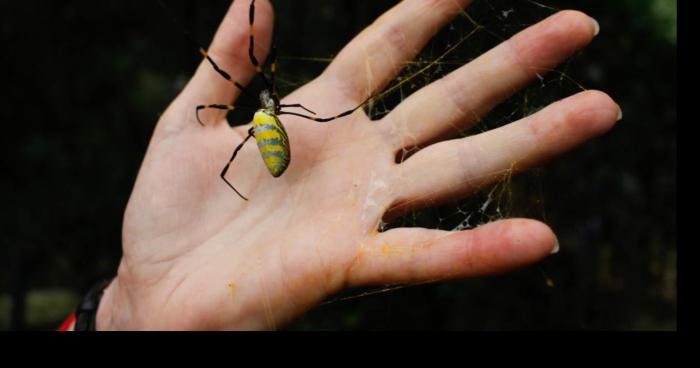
[228,0,587,323]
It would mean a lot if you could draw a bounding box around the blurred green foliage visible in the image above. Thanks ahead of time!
[618,0,676,44]
[1,0,675,330]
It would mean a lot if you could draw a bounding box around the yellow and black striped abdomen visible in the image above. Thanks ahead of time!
[252,109,290,177]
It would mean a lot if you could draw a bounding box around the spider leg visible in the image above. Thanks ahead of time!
[195,103,238,126]
[278,95,373,123]
[199,48,249,94]
[269,38,279,103]
[221,127,256,200]
[248,0,272,90]
[277,110,352,123]
[279,104,316,115]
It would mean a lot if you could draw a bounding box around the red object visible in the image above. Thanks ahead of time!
[57,313,76,331]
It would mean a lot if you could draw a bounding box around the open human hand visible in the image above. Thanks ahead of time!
[96,0,620,330]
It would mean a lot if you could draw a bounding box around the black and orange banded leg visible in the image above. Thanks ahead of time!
[248,0,271,89]
[277,109,355,123]
[195,103,237,126]
[221,127,256,200]
[278,104,316,115]
[267,37,316,116]
[269,38,279,104]
[265,37,317,116]
[278,95,373,123]
[198,48,248,94]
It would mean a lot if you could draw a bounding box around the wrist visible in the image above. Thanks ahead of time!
[95,277,124,330]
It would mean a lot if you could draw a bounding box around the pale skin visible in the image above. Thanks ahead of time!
[87,0,621,330]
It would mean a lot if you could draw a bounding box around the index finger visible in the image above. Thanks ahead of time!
[168,0,274,127]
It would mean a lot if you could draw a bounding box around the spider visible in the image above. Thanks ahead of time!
[195,0,366,200]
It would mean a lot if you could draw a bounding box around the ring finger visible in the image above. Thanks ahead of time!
[386,90,621,218]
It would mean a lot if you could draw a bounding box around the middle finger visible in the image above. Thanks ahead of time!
[382,10,599,151]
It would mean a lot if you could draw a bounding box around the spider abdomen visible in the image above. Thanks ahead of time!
[252,109,290,177]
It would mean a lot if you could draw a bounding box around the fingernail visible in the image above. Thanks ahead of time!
[616,105,623,121]
[550,238,560,255]
[591,17,600,37]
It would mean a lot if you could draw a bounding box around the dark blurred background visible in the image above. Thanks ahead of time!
[1,0,676,330]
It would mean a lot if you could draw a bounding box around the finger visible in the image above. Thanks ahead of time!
[383,10,599,150]
[387,90,620,216]
[172,0,274,126]
[321,0,471,103]
[348,219,557,287]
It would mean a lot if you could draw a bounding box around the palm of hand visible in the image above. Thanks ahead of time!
[101,0,619,330]
[122,84,395,329]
